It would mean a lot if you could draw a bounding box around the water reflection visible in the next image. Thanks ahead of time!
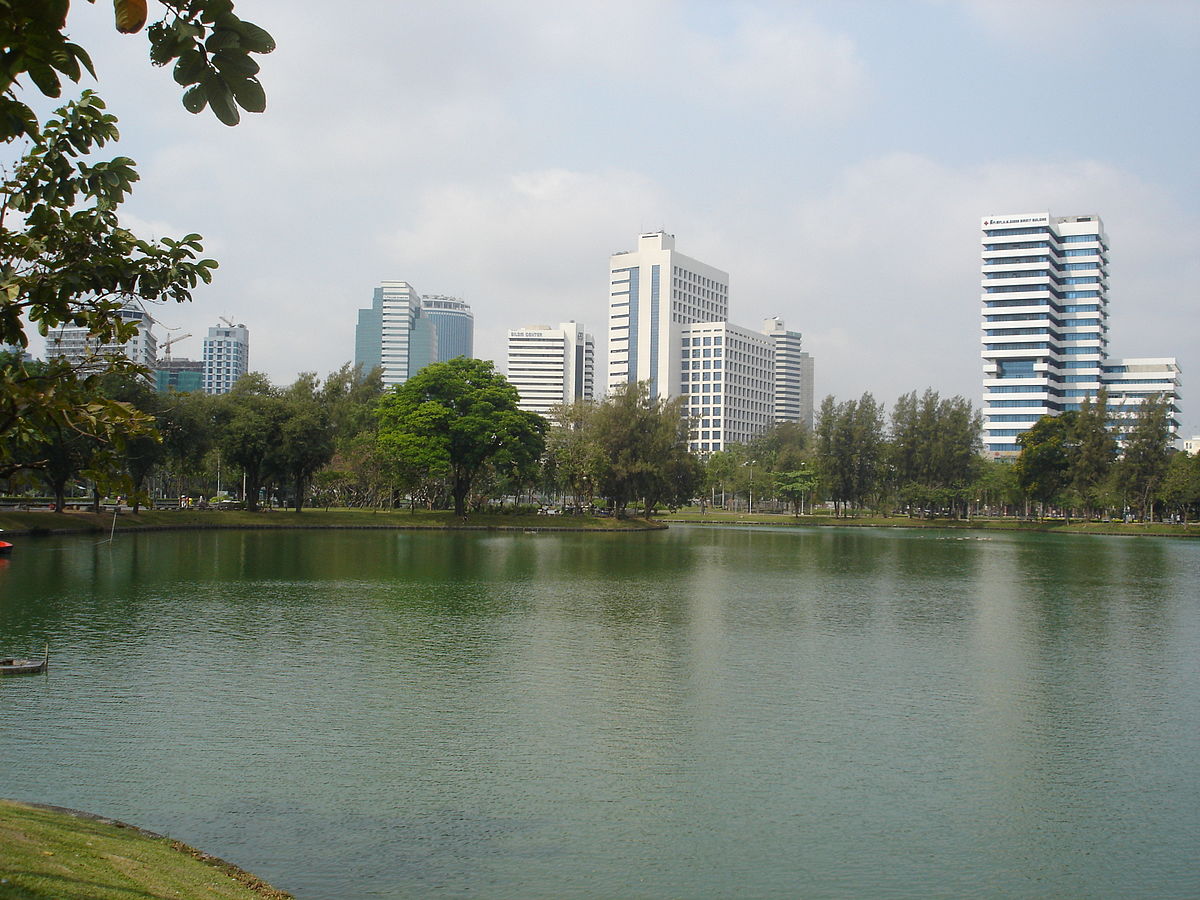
[1,525,1197,899]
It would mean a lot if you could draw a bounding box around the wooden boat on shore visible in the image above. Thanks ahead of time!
[1,646,48,675]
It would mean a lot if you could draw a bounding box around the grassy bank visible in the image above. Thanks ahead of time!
[0,799,290,900]
[0,506,661,537]
[661,508,1200,538]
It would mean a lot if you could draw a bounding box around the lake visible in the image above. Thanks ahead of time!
[1,525,1198,898]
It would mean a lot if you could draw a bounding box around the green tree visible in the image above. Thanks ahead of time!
[0,94,216,473]
[1014,413,1077,518]
[215,373,286,511]
[890,389,982,518]
[155,388,215,498]
[1069,389,1116,518]
[100,370,163,512]
[776,465,818,516]
[274,374,336,512]
[1114,394,1173,521]
[376,358,546,517]
[1158,450,1200,524]
[590,381,699,517]
[544,399,606,511]
[0,0,272,480]
[814,393,884,516]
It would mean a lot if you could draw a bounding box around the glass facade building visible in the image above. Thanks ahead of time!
[421,295,474,362]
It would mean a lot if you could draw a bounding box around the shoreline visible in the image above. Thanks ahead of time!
[0,508,667,538]
[0,798,292,899]
[663,513,1200,539]
[1,508,1195,540]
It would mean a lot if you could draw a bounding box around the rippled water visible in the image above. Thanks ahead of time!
[1,525,1198,898]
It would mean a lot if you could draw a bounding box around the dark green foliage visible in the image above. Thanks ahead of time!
[889,389,982,517]
[1114,394,1173,521]
[814,392,885,516]
[1014,412,1076,514]
[214,373,286,511]
[1068,389,1116,517]
[1158,450,1200,523]
[376,358,546,517]
[0,0,274,138]
[589,381,700,516]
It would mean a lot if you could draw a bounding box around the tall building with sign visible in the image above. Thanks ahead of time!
[354,281,438,387]
[980,212,1179,455]
[608,232,729,399]
[507,322,595,416]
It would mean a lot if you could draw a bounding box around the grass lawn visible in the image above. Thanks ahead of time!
[0,799,290,899]
[0,506,661,537]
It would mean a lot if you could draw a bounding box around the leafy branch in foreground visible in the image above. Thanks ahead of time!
[0,0,275,138]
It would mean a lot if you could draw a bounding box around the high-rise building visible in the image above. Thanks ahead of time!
[981,212,1181,454]
[507,322,595,416]
[46,302,158,372]
[354,281,438,387]
[763,317,815,429]
[681,321,774,452]
[1102,357,1182,443]
[202,321,249,395]
[980,213,1110,456]
[422,295,474,361]
[608,232,729,399]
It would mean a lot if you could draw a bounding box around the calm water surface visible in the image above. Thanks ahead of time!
[1,525,1198,898]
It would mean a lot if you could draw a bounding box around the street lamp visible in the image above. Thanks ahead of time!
[743,459,757,514]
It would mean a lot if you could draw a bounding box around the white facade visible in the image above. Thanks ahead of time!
[763,317,814,429]
[507,322,595,416]
[374,281,436,387]
[1102,357,1182,443]
[1183,435,1200,456]
[46,303,157,372]
[608,232,729,399]
[202,321,249,395]
[681,321,773,452]
[981,213,1110,456]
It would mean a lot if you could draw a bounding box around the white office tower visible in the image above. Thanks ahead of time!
[608,232,729,399]
[763,317,815,429]
[46,302,157,372]
[1102,358,1182,443]
[354,281,438,388]
[981,213,1109,456]
[202,320,249,395]
[681,322,773,452]
[507,322,595,416]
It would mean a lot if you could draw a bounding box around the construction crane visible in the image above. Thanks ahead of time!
[159,332,191,362]
[219,315,241,329]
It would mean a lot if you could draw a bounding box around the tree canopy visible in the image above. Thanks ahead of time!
[376,358,546,517]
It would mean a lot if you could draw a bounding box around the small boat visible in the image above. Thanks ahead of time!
[0,540,12,554]
[1,646,48,675]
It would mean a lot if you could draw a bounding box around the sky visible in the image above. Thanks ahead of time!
[19,0,1200,435]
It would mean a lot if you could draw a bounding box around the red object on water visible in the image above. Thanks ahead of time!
[0,541,12,554]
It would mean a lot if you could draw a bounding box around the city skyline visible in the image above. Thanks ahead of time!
[22,2,1198,435]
